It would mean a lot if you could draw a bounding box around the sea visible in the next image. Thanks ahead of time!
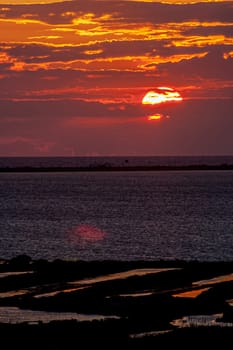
[0,156,233,262]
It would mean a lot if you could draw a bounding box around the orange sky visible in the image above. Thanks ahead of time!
[0,0,232,156]
[0,0,231,3]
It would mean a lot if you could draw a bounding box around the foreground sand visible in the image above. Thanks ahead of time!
[0,256,233,349]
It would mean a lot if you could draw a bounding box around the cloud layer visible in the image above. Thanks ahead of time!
[0,0,232,155]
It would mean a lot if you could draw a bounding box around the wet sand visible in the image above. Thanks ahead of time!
[0,256,233,349]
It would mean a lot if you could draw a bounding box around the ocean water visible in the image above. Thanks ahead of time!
[0,157,233,261]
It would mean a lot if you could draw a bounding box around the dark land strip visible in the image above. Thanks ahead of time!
[0,164,233,172]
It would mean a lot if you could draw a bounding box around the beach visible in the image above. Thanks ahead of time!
[0,256,232,348]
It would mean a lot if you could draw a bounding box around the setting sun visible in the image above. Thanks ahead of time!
[142,87,183,105]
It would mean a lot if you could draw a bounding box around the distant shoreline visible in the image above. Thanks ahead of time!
[0,164,233,172]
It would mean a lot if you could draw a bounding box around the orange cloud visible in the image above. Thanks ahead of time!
[126,0,233,2]
[0,1,67,3]
[223,51,233,59]
[5,51,208,72]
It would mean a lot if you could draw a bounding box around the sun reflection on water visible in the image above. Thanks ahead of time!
[69,224,106,244]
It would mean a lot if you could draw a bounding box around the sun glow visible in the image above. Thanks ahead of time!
[142,87,183,105]
[148,114,162,120]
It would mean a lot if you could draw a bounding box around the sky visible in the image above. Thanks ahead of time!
[0,0,232,156]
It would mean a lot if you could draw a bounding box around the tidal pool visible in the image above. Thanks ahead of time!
[0,306,119,324]
[171,314,233,328]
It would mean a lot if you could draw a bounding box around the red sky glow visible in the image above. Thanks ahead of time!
[0,0,232,156]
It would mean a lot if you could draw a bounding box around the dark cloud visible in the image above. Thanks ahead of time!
[157,49,233,81]
[1,98,232,156]
[0,99,144,121]
[183,25,233,38]
[2,40,206,64]
[1,1,233,25]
